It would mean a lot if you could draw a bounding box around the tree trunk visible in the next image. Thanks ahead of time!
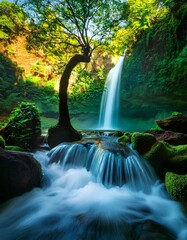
[47,53,91,148]
[58,54,90,126]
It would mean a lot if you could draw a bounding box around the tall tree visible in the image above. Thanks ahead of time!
[20,0,126,147]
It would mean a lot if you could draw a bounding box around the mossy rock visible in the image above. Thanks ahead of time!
[143,141,168,178]
[0,135,5,149]
[118,132,132,144]
[165,172,187,202]
[131,132,157,154]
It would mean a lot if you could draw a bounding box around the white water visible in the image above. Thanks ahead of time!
[0,138,187,240]
[98,56,124,130]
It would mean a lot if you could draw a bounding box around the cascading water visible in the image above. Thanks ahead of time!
[98,56,124,130]
[0,137,187,240]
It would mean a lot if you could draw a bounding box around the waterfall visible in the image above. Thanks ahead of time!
[0,138,187,240]
[48,139,156,191]
[98,56,124,130]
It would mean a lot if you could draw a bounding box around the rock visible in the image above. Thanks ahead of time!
[133,220,175,240]
[119,131,187,179]
[0,147,42,203]
[146,130,187,146]
[131,132,157,155]
[47,125,82,148]
[156,113,187,133]
[143,141,187,179]
[165,172,187,202]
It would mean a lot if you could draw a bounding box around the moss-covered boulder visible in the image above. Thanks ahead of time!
[131,132,157,155]
[0,147,42,203]
[144,142,187,179]
[165,172,187,202]
[2,102,41,150]
[119,132,187,179]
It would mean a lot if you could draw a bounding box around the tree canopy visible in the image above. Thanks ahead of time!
[20,0,127,57]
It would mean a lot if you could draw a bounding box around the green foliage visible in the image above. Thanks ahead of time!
[0,52,24,112]
[0,135,5,149]
[22,0,126,59]
[2,102,41,150]
[69,68,105,102]
[121,0,187,101]
[0,1,26,42]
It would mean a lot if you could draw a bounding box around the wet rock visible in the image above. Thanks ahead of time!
[47,125,82,148]
[146,130,187,146]
[133,220,176,240]
[165,172,187,202]
[156,113,187,133]
[0,148,42,203]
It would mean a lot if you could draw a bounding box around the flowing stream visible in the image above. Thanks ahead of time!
[98,56,124,130]
[0,137,187,240]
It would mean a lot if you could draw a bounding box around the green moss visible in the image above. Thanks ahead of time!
[118,132,132,144]
[5,145,25,152]
[165,172,187,202]
[0,135,5,149]
[131,132,157,154]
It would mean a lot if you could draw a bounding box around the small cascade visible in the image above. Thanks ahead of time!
[48,138,156,191]
[98,56,124,130]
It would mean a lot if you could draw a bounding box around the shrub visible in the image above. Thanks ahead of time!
[2,102,41,150]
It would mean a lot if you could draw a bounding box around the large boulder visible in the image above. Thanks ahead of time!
[0,148,42,203]
[156,113,187,133]
[1,102,41,150]
[146,130,187,146]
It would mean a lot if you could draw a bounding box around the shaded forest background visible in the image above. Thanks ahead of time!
[0,0,186,131]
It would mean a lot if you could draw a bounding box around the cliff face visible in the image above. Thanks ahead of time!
[121,3,187,115]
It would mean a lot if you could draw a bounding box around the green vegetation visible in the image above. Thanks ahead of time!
[121,1,187,103]
[0,1,26,42]
[1,102,41,150]
[0,135,5,149]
